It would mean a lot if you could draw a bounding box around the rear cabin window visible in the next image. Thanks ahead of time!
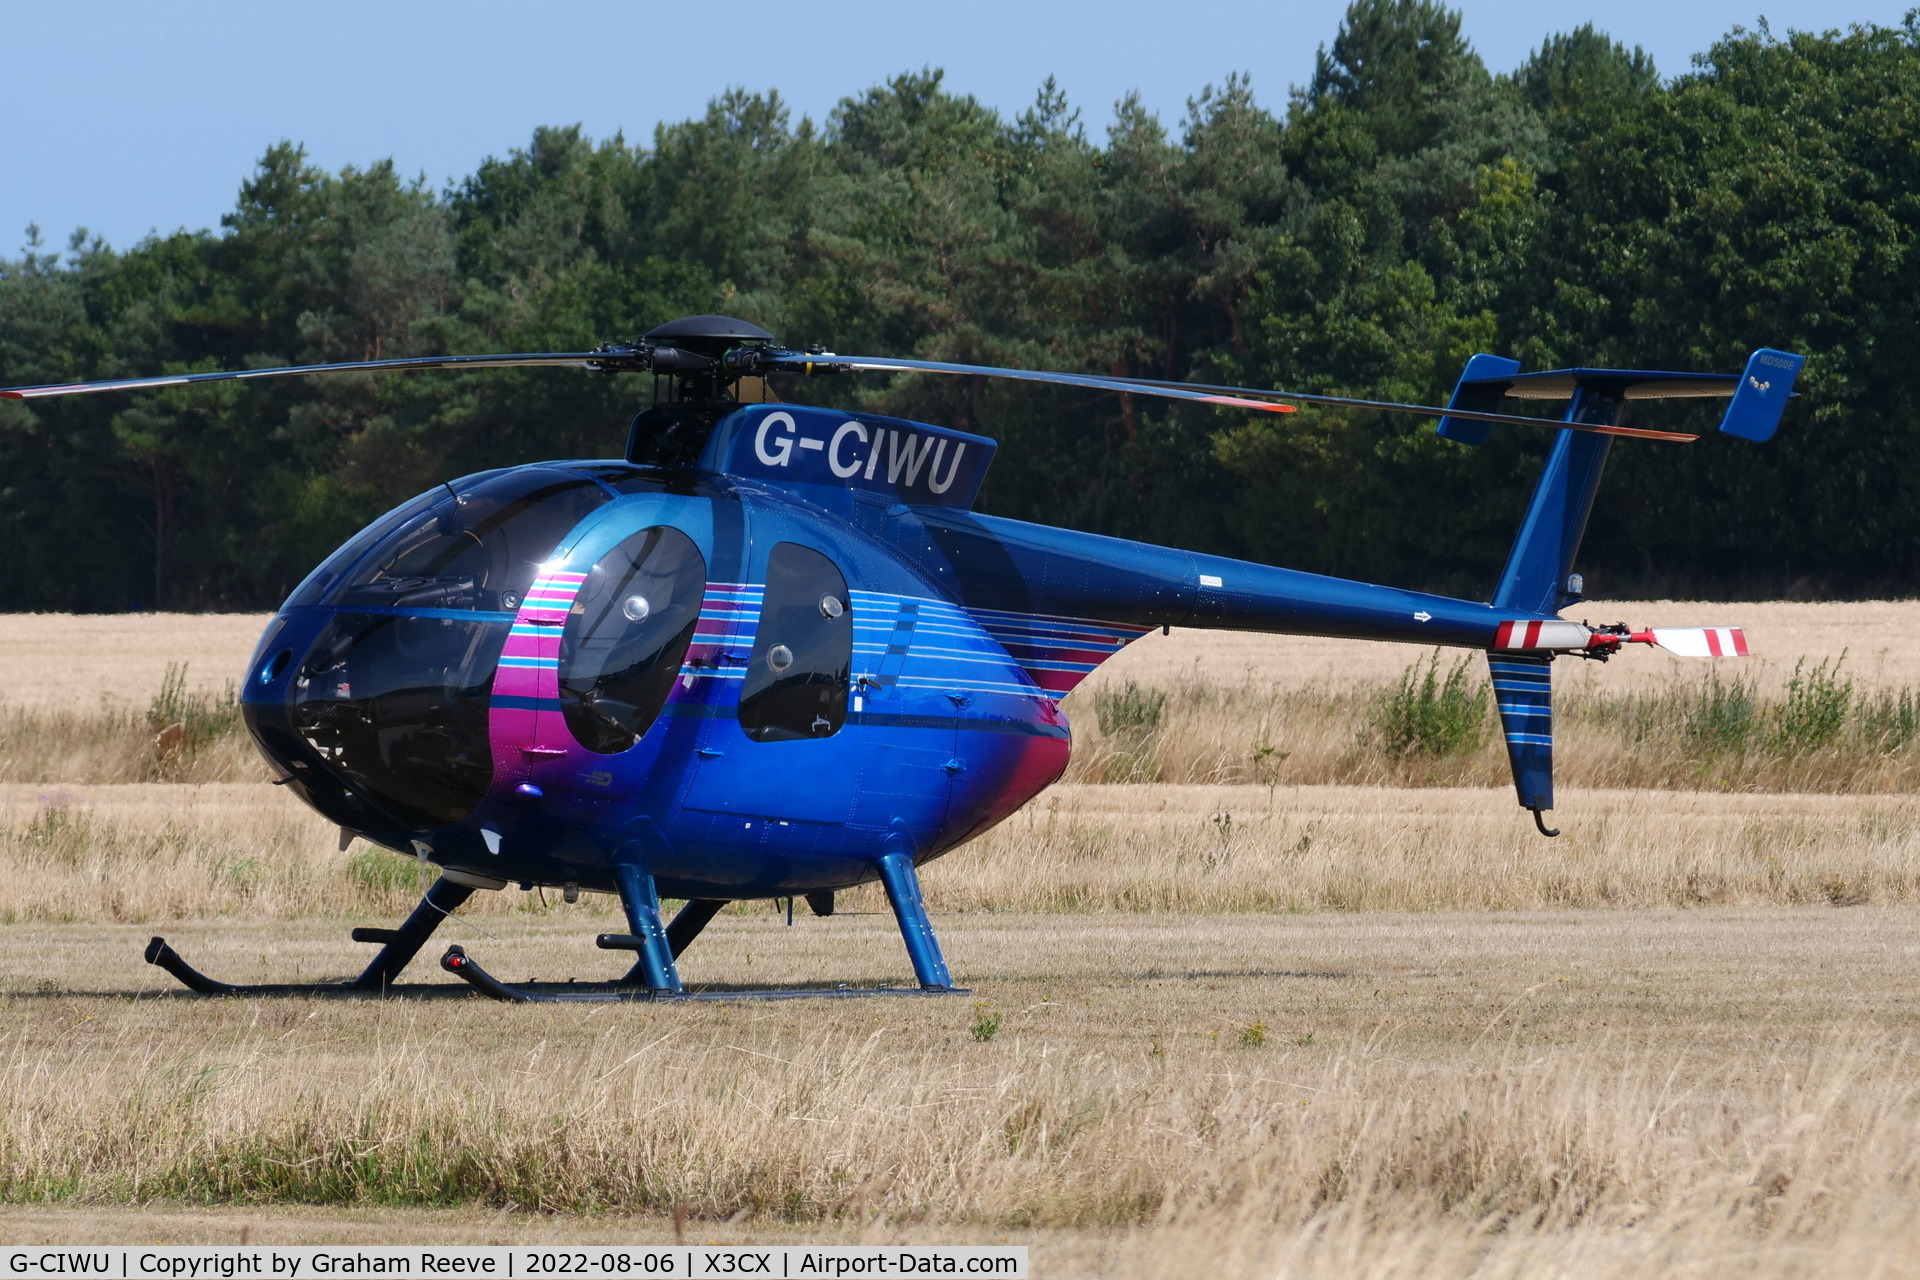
[739,543,852,742]
[558,525,708,754]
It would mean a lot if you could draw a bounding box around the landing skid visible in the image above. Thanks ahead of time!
[145,873,483,998]
[143,937,961,1002]
[144,936,473,998]
[144,853,966,1002]
[439,945,964,1003]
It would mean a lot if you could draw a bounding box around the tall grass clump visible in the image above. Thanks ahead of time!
[1373,652,1490,759]
[145,663,245,780]
[1856,685,1920,750]
[1682,669,1761,754]
[1088,680,1170,782]
[0,665,258,784]
[1774,656,1852,752]
[1063,652,1920,794]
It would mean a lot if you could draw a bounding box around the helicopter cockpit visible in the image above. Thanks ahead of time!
[278,467,614,830]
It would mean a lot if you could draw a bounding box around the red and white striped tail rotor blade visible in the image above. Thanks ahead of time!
[1641,626,1750,657]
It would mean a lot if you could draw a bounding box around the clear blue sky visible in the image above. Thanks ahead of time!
[5,0,1912,255]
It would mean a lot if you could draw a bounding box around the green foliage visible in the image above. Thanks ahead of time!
[348,848,420,898]
[1375,651,1490,758]
[145,663,242,778]
[4,3,1918,606]
[1683,671,1761,756]
[1239,1021,1268,1049]
[1775,657,1853,753]
[970,1003,1003,1043]
[1587,657,1920,763]
[1855,687,1920,751]
[1094,681,1169,737]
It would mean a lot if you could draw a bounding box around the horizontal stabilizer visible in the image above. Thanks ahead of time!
[1438,348,1801,447]
[1635,626,1750,657]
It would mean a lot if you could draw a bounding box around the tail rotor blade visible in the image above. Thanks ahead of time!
[1634,627,1751,657]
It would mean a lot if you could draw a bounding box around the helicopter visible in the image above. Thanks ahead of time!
[1,315,1802,1002]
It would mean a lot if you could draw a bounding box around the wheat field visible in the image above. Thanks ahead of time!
[0,600,1910,708]
[4,607,1920,1274]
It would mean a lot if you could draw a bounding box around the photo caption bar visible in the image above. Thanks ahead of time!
[0,1248,1026,1280]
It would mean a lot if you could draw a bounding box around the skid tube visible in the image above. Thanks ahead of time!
[440,946,967,1003]
[143,873,492,998]
[142,936,475,999]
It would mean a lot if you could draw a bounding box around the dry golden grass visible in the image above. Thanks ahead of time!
[8,782,1920,922]
[0,702,265,785]
[1,907,1918,1276]
[957,784,1920,912]
[6,610,1920,1271]
[1062,663,1920,793]
[13,605,1920,793]
[0,614,270,709]
[1,602,1910,709]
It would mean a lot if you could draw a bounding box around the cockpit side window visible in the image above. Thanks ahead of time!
[330,469,610,613]
[739,542,852,743]
[559,526,708,754]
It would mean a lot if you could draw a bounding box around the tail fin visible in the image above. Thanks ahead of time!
[1444,348,1798,828]
[1488,652,1555,830]
[1442,350,1798,613]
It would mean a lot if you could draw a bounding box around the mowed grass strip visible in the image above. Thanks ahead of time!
[0,907,1916,1274]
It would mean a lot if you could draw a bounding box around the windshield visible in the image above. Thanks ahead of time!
[278,465,616,828]
[322,468,611,613]
[290,612,509,829]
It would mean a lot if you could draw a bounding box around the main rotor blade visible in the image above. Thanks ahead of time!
[0,350,635,401]
[1110,375,1699,442]
[771,353,1696,442]
[761,353,1301,417]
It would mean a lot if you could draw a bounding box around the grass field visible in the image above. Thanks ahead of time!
[4,607,1920,1274]
[3,909,1918,1275]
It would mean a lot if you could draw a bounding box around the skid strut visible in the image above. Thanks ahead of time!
[596,861,682,991]
[877,850,954,990]
[621,896,729,983]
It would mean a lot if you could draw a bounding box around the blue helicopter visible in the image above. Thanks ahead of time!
[2,316,1802,1001]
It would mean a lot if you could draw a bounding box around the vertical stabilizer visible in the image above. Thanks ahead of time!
[1492,389,1619,614]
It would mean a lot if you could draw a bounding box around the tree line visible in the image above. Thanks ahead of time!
[4,0,1918,611]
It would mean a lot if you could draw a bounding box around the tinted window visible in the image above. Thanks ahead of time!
[739,543,852,743]
[559,526,708,754]
[288,613,509,829]
[330,468,610,613]
[282,489,447,609]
